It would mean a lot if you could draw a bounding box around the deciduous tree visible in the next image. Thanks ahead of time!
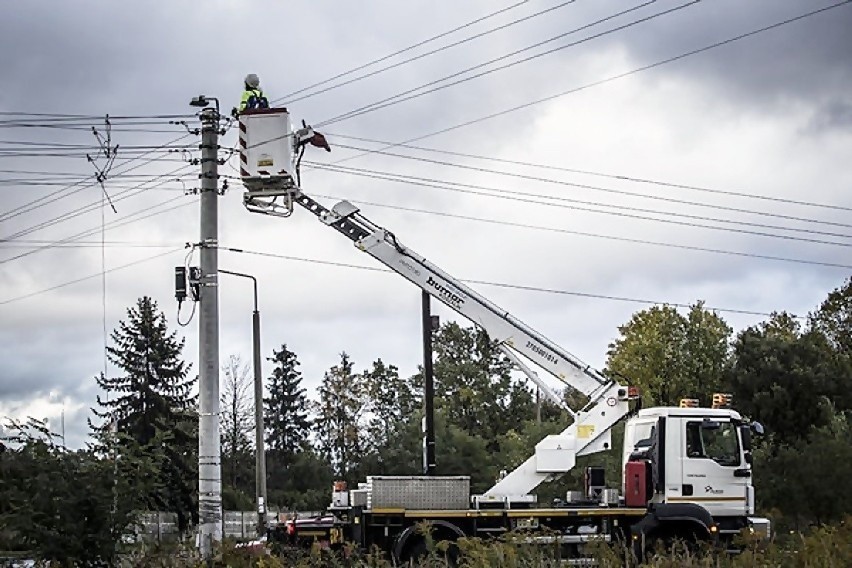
[606,303,731,406]
[220,354,253,498]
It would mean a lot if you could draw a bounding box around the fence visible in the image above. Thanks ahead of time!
[135,510,324,542]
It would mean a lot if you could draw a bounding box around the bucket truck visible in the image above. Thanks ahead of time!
[237,108,770,563]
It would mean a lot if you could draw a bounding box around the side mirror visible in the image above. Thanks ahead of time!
[740,425,752,452]
[751,421,765,436]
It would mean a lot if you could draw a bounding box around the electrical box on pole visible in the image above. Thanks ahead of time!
[175,266,187,303]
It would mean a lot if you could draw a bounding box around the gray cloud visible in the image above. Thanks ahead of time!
[1,0,850,449]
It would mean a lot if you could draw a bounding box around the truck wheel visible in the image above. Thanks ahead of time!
[402,538,429,566]
[642,527,703,559]
[402,538,459,567]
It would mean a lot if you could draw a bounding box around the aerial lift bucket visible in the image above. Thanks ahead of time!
[239,107,298,217]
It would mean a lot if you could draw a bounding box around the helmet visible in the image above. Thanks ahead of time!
[244,74,261,89]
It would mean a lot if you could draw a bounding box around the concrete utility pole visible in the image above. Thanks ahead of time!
[219,269,268,536]
[193,99,222,557]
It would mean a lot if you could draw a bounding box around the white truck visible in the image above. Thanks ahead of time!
[237,108,770,563]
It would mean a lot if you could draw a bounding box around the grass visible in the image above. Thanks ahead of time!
[17,518,852,567]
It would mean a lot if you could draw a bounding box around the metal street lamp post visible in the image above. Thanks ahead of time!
[219,269,268,536]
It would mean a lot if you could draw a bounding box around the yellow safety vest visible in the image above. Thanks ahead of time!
[239,88,268,111]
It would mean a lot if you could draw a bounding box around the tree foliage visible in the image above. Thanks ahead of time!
[727,314,843,444]
[264,344,316,507]
[361,358,419,465]
[265,344,311,457]
[314,352,367,483]
[9,275,852,555]
[221,354,254,499]
[606,302,731,405]
[90,296,198,532]
[426,322,535,444]
[0,419,156,565]
[809,276,852,356]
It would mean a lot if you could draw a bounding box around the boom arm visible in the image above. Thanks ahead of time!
[245,189,635,500]
[299,196,611,396]
[238,111,635,500]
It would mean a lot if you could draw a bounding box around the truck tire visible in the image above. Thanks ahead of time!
[631,504,714,561]
[394,521,464,566]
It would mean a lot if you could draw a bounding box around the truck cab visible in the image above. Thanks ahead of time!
[623,404,769,544]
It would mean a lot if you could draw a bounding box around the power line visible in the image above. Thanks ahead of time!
[219,245,795,319]
[306,162,852,247]
[0,133,193,221]
[0,247,183,307]
[0,125,187,133]
[282,0,579,105]
[326,133,852,215]
[1,165,194,243]
[328,2,852,165]
[310,193,851,270]
[319,0,666,125]
[326,142,852,231]
[0,112,196,120]
[272,0,532,103]
[0,192,192,263]
[0,242,177,249]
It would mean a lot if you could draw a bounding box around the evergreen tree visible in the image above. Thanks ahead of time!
[91,296,198,532]
[264,344,317,506]
[264,344,311,457]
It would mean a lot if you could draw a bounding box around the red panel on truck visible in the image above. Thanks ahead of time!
[624,461,648,508]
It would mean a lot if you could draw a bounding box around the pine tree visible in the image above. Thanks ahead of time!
[264,344,311,457]
[91,296,198,532]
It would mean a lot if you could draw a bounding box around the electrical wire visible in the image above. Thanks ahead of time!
[0,133,193,221]
[282,0,580,106]
[271,0,532,104]
[0,242,179,249]
[0,247,184,307]
[318,0,667,125]
[2,164,194,240]
[306,162,852,247]
[325,1,852,165]
[309,193,851,270]
[325,133,852,215]
[324,143,852,231]
[0,194,193,264]
[101,181,108,383]
[0,112,196,120]
[218,245,796,319]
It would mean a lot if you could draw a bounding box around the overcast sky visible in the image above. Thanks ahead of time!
[1,0,850,449]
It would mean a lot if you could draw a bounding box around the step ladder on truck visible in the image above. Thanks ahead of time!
[237,108,771,563]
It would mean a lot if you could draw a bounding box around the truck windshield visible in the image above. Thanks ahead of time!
[685,421,740,467]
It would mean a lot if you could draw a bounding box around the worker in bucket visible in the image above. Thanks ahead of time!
[239,74,269,112]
